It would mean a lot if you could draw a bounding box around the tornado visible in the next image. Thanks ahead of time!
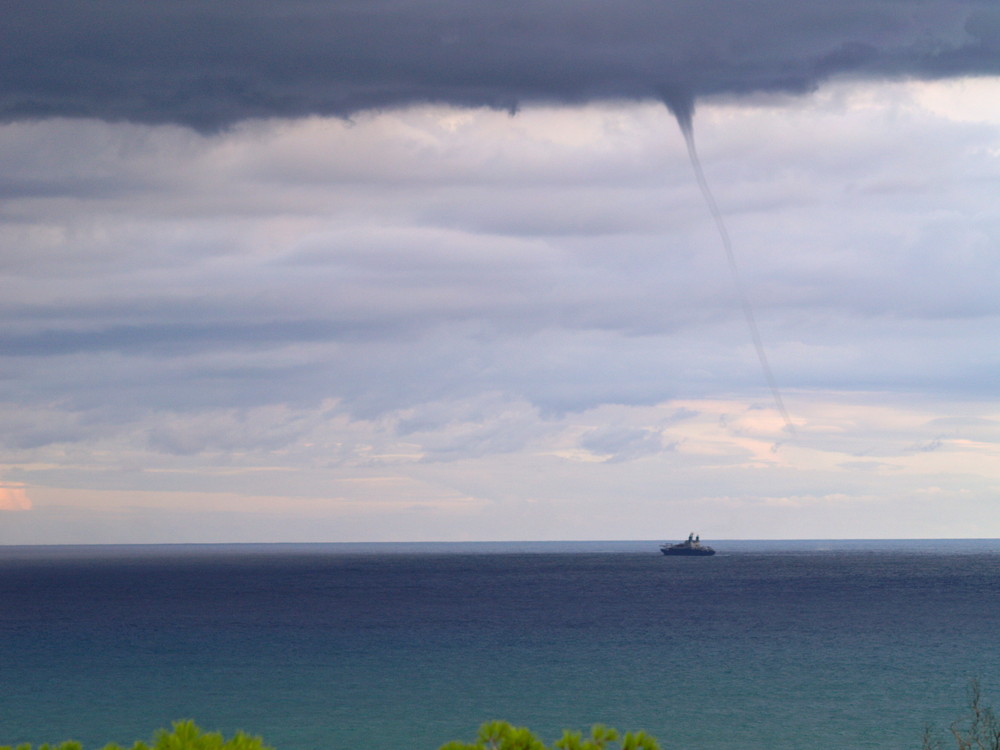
[666,98,795,435]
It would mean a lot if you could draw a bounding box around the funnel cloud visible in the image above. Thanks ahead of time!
[672,110,795,435]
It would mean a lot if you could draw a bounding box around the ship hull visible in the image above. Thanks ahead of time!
[661,547,715,556]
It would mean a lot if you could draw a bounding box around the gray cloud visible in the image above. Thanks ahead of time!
[3,94,999,430]
[579,425,676,462]
[3,1,1000,130]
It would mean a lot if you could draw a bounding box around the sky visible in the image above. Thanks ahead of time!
[2,0,1000,543]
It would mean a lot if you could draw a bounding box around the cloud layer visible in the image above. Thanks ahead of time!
[4,1,1000,129]
[2,80,1000,541]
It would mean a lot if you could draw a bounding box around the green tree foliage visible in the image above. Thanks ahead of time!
[1,721,271,750]
[441,721,660,750]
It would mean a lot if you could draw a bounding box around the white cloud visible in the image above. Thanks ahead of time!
[907,76,1000,124]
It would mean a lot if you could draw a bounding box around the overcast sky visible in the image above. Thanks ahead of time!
[2,0,1000,543]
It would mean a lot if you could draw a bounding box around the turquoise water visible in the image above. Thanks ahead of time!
[2,540,999,750]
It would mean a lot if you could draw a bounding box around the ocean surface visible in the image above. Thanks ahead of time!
[2,540,1000,750]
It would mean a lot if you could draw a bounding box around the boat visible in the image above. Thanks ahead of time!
[660,533,715,556]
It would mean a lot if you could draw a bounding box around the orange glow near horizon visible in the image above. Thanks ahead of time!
[0,483,32,511]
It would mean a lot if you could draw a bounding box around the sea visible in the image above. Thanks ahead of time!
[2,539,1000,750]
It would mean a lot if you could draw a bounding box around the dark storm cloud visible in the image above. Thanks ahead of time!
[3,0,999,130]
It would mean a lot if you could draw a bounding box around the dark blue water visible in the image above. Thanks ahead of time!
[2,541,999,750]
